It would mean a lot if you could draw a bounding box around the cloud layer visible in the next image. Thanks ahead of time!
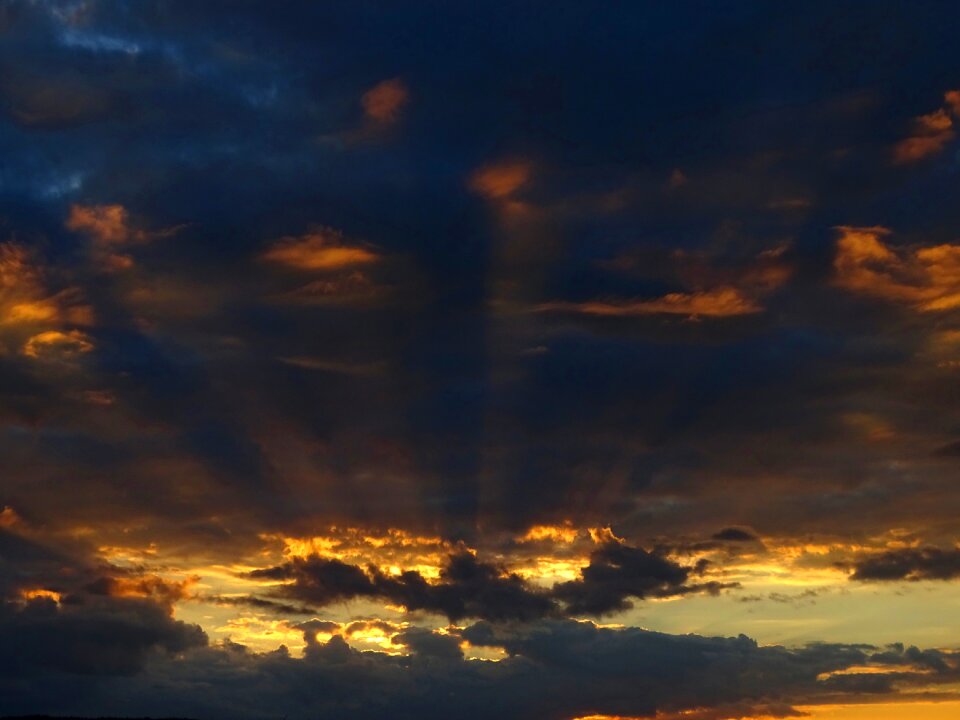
[4,1,960,718]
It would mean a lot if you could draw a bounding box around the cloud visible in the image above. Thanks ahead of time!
[947,90,960,118]
[712,527,759,542]
[0,243,91,329]
[0,243,94,362]
[846,547,960,581]
[251,550,559,623]
[204,594,316,615]
[469,160,533,200]
[249,535,729,621]
[833,226,960,311]
[552,533,730,615]
[893,90,960,164]
[250,555,379,604]
[0,243,58,325]
[66,204,181,272]
[261,228,381,270]
[392,626,463,661]
[0,528,79,598]
[345,619,402,637]
[66,204,145,246]
[21,329,94,359]
[0,527,205,684]
[84,573,198,609]
[538,286,763,318]
[362,77,410,124]
[0,595,207,678]
[893,109,954,163]
[5,615,956,720]
[539,245,791,319]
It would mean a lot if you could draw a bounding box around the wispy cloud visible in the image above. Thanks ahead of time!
[261,228,381,270]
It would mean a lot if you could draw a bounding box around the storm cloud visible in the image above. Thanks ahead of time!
[3,1,960,717]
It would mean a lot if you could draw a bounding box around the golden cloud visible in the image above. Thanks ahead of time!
[22,329,94,359]
[362,78,410,124]
[538,287,763,318]
[893,90,960,164]
[261,228,381,270]
[833,226,960,311]
[1,243,51,323]
[92,574,198,610]
[517,523,581,544]
[268,527,452,580]
[0,243,93,330]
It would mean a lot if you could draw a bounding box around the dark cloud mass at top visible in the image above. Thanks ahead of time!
[3,0,960,718]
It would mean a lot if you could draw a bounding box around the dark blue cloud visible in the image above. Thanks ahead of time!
[1,0,959,543]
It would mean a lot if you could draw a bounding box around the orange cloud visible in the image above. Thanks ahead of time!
[0,243,93,329]
[362,78,409,124]
[518,523,580,544]
[22,329,94,359]
[947,90,960,118]
[539,286,763,318]
[893,90,960,164]
[66,204,144,246]
[469,160,532,200]
[1,243,50,322]
[833,226,960,311]
[262,228,380,270]
[539,246,791,319]
[91,574,198,609]
[795,701,960,720]
[18,588,63,603]
[0,506,22,528]
[66,203,182,272]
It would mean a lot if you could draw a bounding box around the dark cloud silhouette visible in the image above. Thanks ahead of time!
[202,594,316,616]
[250,539,732,621]
[0,528,80,597]
[3,620,948,720]
[0,595,206,678]
[712,527,759,542]
[251,551,559,622]
[553,536,733,615]
[0,528,206,685]
[392,626,463,661]
[847,547,960,581]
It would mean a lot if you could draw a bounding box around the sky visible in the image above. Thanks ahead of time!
[2,1,960,719]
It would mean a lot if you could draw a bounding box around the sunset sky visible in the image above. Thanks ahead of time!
[3,2,960,719]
